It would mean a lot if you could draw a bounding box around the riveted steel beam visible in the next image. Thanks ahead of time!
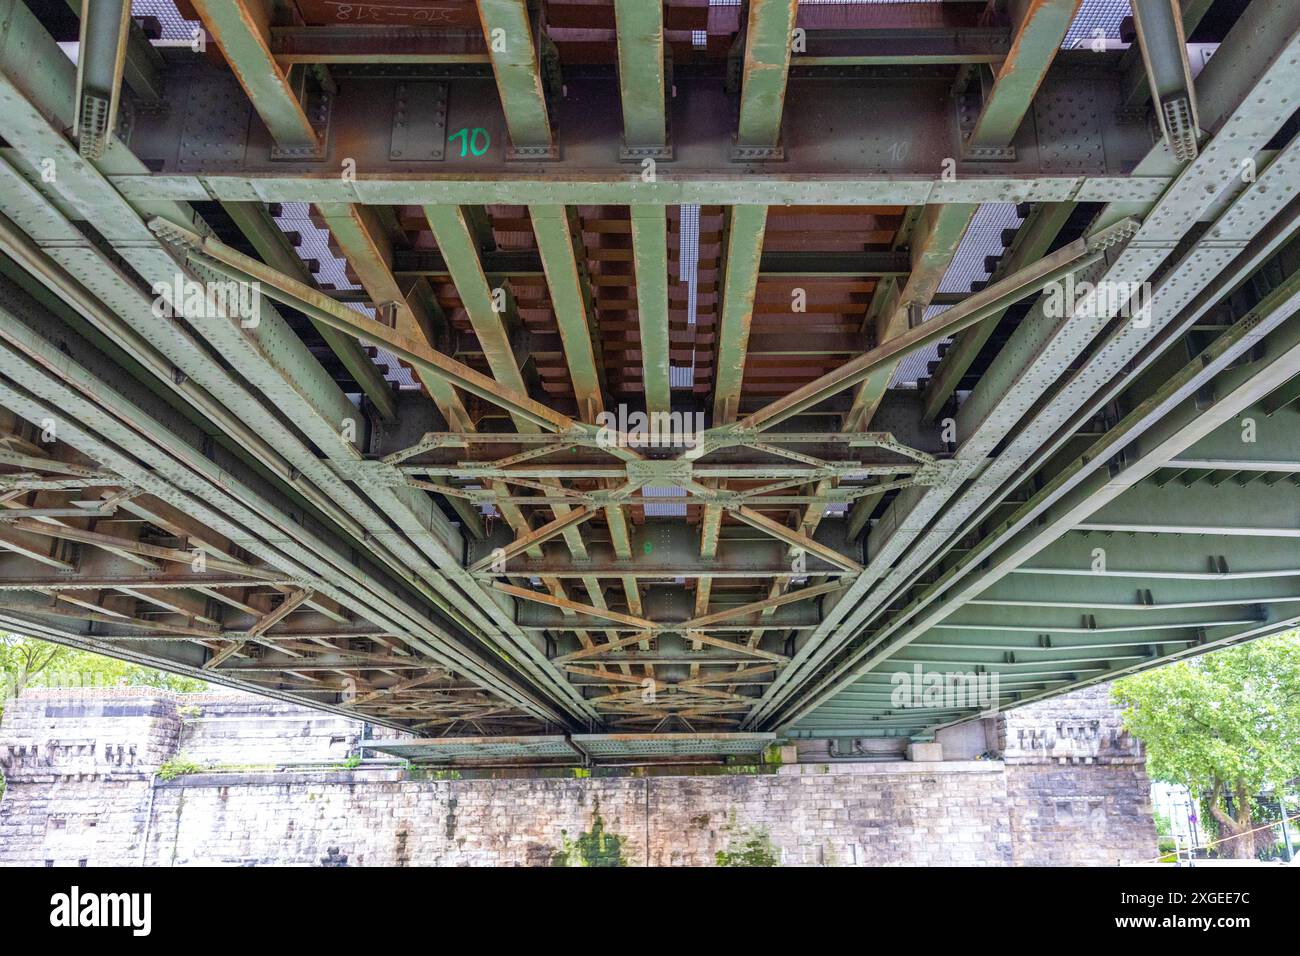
[117,66,1167,205]
[524,581,843,634]
[630,205,672,416]
[964,0,1083,153]
[473,522,861,581]
[71,0,131,159]
[844,203,978,432]
[529,205,605,416]
[919,200,1076,421]
[613,0,667,154]
[728,506,864,575]
[735,227,1112,433]
[748,6,1300,728]
[315,201,491,538]
[269,25,490,66]
[65,0,164,105]
[317,204,470,424]
[476,0,554,154]
[0,6,601,725]
[1079,480,1300,537]
[219,201,399,423]
[1131,0,1201,161]
[713,206,770,424]
[785,214,1300,731]
[393,249,911,280]
[526,204,636,589]
[424,204,539,432]
[791,26,1010,67]
[702,203,771,662]
[0,274,565,727]
[470,508,600,573]
[735,0,800,153]
[150,218,578,435]
[1120,0,1214,112]
[189,0,321,150]
[425,203,610,571]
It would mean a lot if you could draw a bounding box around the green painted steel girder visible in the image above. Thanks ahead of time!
[1079,480,1300,537]
[220,201,399,424]
[630,205,672,416]
[467,521,862,581]
[476,0,553,151]
[66,0,164,106]
[1018,529,1300,581]
[529,205,605,417]
[1130,0,1201,161]
[314,202,486,539]
[0,4,604,726]
[0,273,563,727]
[845,203,978,432]
[713,205,770,424]
[1120,0,1215,111]
[786,262,1300,731]
[748,5,1300,728]
[393,248,911,280]
[790,26,1010,67]
[612,0,667,149]
[321,203,472,427]
[189,0,320,149]
[424,204,538,432]
[117,58,1169,204]
[737,226,1115,434]
[966,0,1083,150]
[919,200,1076,421]
[736,0,800,149]
[71,0,130,159]
[973,566,1300,611]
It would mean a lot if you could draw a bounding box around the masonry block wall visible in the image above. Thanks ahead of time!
[0,686,1157,866]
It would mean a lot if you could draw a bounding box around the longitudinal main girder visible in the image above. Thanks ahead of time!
[0,0,1298,757]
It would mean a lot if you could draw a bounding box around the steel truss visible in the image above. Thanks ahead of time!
[0,0,1298,753]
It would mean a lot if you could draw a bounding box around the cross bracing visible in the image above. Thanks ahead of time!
[0,0,1298,760]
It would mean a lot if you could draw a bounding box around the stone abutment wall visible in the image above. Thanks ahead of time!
[0,686,1156,866]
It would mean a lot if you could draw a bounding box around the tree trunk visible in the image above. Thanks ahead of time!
[1209,783,1258,859]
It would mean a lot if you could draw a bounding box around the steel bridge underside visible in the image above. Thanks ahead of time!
[1,0,1299,763]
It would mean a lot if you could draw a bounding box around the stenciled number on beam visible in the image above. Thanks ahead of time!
[450,127,491,158]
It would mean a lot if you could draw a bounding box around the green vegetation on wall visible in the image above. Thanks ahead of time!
[552,805,626,867]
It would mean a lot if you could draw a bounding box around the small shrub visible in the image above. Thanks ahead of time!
[157,754,207,781]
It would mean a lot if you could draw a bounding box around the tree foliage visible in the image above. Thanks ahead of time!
[0,633,207,798]
[1112,634,1300,858]
[1,632,207,721]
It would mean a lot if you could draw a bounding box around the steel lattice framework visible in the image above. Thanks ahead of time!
[0,0,1298,762]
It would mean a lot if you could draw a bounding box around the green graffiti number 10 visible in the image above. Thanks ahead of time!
[450,127,490,158]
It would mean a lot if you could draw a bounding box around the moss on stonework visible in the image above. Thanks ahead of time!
[715,826,779,867]
[551,805,625,867]
[715,811,780,867]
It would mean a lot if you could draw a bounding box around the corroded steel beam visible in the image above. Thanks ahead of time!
[964,0,1083,151]
[189,0,320,150]
[476,0,554,153]
[735,0,800,152]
